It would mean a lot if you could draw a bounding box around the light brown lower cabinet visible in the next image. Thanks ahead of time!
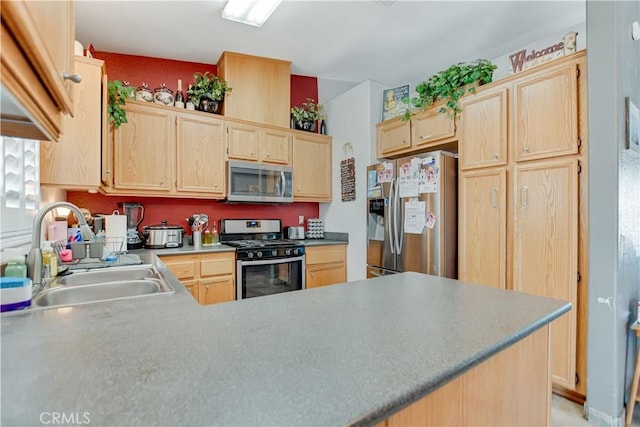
[305,245,347,288]
[379,325,551,426]
[160,252,235,305]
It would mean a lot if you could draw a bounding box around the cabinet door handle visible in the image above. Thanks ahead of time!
[521,186,529,208]
[63,73,82,83]
[419,134,432,140]
[491,188,498,208]
[523,147,530,154]
[205,285,210,289]
[160,179,164,185]
[493,154,499,159]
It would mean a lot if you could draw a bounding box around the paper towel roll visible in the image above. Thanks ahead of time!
[105,214,128,252]
[46,221,68,242]
[74,40,84,56]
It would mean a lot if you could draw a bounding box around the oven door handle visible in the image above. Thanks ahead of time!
[239,255,305,267]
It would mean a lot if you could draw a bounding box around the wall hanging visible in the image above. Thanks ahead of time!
[340,142,355,202]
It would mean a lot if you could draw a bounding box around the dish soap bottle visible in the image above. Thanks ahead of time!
[41,241,58,278]
[211,222,219,244]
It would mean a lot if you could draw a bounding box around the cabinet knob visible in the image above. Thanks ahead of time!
[523,147,530,153]
[160,179,164,185]
[106,170,111,175]
[266,154,270,158]
[493,154,499,159]
[63,73,82,83]
[205,285,210,289]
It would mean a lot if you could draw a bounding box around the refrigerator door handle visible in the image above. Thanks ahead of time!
[395,180,403,255]
[388,178,396,255]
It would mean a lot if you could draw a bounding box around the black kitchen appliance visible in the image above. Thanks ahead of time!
[221,219,305,300]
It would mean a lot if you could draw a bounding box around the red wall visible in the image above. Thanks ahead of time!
[67,192,319,236]
[95,51,216,94]
[290,74,319,109]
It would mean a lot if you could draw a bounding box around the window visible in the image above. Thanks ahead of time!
[0,136,40,249]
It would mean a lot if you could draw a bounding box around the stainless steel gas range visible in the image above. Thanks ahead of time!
[220,219,305,300]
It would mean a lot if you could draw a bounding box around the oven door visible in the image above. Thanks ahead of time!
[237,256,305,300]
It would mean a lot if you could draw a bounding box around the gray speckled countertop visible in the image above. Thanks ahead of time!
[1,257,569,426]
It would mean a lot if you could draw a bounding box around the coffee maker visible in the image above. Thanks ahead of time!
[119,202,145,249]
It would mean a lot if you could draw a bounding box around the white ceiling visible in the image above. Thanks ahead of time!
[75,1,585,90]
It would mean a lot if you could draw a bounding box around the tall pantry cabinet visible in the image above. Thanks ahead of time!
[457,52,587,397]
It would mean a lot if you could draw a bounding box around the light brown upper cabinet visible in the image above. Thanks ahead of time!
[513,62,579,162]
[458,167,507,289]
[377,118,411,158]
[217,51,291,128]
[107,102,227,198]
[1,0,76,141]
[227,121,291,165]
[512,157,578,390]
[458,87,508,170]
[176,113,225,195]
[411,107,456,149]
[292,132,332,202]
[376,102,456,159]
[113,102,173,192]
[40,57,105,191]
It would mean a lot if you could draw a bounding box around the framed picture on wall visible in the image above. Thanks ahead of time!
[626,97,639,153]
[381,85,410,121]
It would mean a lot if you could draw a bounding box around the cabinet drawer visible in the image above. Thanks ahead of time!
[200,257,235,277]
[162,259,197,280]
[305,245,346,265]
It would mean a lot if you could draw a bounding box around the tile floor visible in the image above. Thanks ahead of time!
[551,395,640,427]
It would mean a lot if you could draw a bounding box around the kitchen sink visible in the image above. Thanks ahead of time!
[31,265,174,309]
[54,266,157,286]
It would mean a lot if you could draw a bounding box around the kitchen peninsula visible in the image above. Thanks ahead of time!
[0,254,569,426]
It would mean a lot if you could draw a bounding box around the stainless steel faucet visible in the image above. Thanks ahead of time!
[27,202,95,290]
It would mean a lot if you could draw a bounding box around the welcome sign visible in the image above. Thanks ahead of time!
[509,31,578,74]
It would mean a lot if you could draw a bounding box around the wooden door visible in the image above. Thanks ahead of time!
[114,104,173,191]
[175,113,225,195]
[459,87,508,170]
[458,168,506,288]
[512,157,578,389]
[9,0,75,115]
[306,263,346,288]
[40,57,103,189]
[377,118,411,157]
[182,279,199,302]
[199,277,235,304]
[227,123,260,161]
[411,108,455,148]
[262,128,290,164]
[514,63,578,162]
[292,133,332,201]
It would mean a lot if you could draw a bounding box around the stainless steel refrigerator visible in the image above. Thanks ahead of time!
[366,150,457,278]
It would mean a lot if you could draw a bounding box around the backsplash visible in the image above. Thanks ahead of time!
[66,192,319,234]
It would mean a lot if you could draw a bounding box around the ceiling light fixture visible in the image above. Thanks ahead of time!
[221,0,282,27]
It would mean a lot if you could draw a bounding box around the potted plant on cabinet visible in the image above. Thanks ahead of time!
[291,98,325,132]
[107,80,135,128]
[403,59,497,120]
[187,72,232,114]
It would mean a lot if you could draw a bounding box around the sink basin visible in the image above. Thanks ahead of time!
[31,265,174,309]
[55,266,156,286]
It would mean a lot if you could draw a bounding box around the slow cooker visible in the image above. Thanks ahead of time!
[143,220,184,249]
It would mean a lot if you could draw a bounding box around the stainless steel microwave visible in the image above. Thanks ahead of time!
[227,160,293,203]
